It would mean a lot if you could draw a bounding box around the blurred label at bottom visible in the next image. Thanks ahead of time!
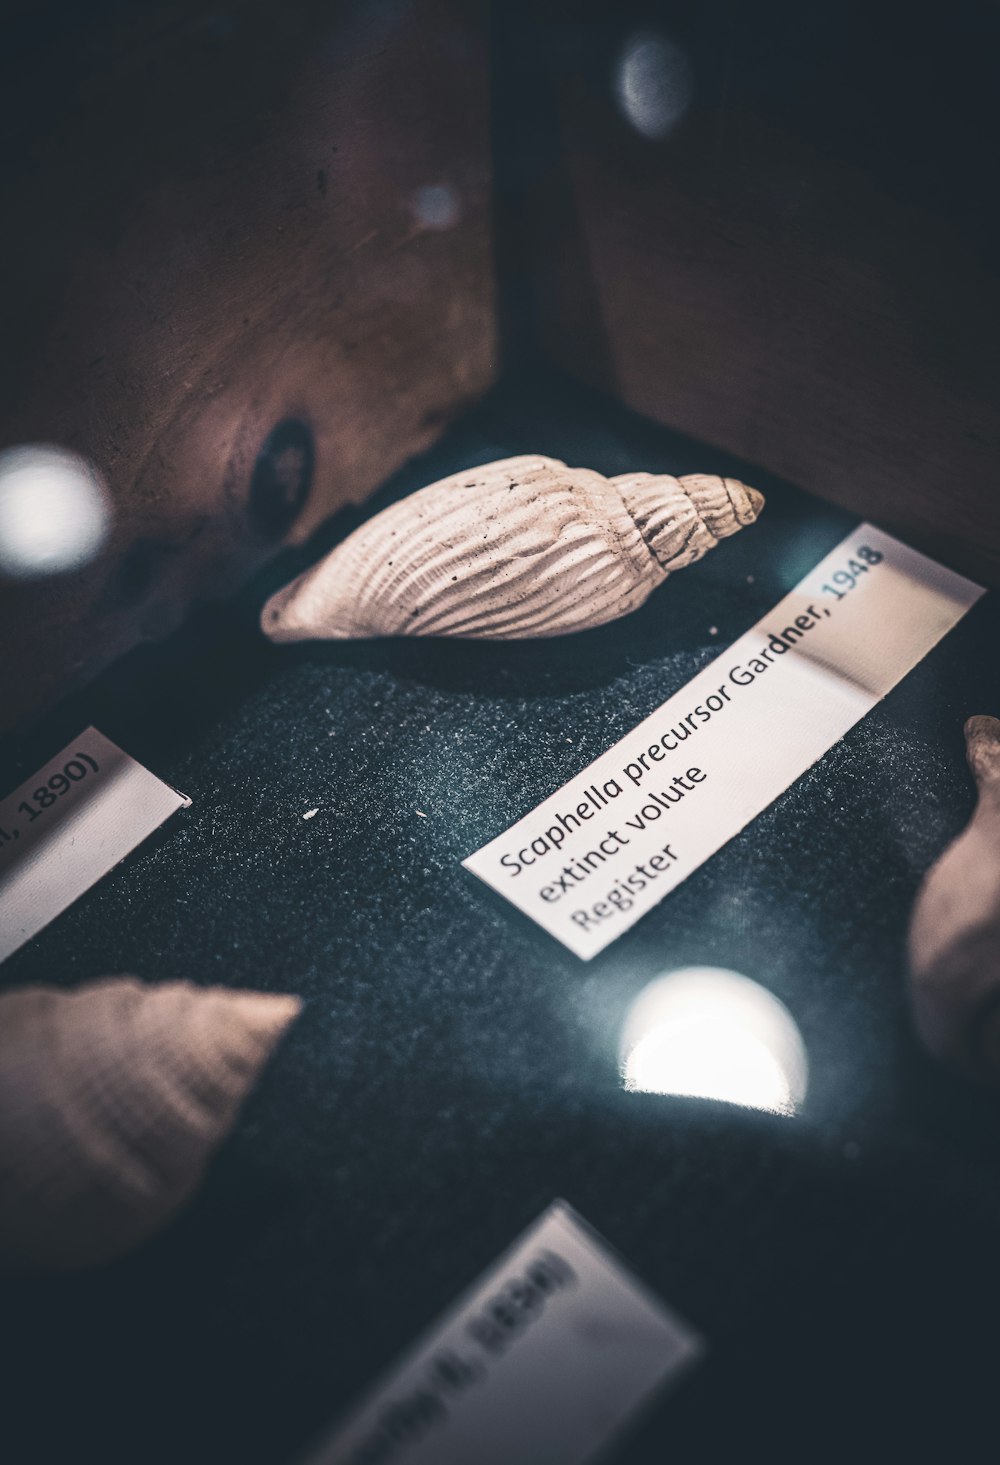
[308,1200,703,1465]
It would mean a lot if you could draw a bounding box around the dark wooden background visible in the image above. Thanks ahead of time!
[3,0,1000,729]
[495,0,1000,584]
[0,0,495,730]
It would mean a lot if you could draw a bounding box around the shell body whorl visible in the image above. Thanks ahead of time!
[908,715,1000,1082]
[0,976,302,1271]
[261,455,763,644]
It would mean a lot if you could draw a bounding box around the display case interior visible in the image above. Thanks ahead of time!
[2,4,1000,1465]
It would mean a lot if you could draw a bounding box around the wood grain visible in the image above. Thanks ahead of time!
[516,13,1000,585]
[0,1,495,732]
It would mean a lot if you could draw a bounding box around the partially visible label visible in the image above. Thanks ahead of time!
[308,1201,702,1465]
[0,727,190,961]
[464,525,984,959]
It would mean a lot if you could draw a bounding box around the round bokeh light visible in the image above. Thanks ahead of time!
[0,445,111,578]
[614,31,694,140]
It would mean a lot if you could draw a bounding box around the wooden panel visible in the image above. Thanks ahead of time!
[511,3,1000,585]
[0,0,495,731]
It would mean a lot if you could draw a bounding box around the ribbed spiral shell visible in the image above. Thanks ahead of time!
[0,977,301,1271]
[261,454,763,643]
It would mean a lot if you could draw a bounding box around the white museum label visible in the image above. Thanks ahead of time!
[308,1200,702,1465]
[0,726,190,961]
[463,525,984,959]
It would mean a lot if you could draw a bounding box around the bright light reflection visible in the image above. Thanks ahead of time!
[0,445,110,578]
[620,967,808,1116]
[614,31,694,140]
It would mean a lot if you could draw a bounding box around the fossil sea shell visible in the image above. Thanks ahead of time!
[261,454,764,643]
[908,716,1000,1082]
[0,976,301,1271]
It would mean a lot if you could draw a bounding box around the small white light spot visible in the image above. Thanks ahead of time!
[746,574,755,584]
[412,183,462,231]
[614,31,694,141]
[0,444,110,578]
[415,809,427,818]
[708,625,719,636]
[303,808,318,820]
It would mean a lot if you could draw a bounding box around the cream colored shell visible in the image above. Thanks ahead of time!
[261,454,764,643]
[0,976,301,1271]
[909,715,1000,1083]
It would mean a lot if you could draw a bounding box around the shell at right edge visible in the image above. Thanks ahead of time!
[908,715,1000,1082]
[0,976,302,1271]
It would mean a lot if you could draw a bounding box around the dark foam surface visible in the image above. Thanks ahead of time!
[4,369,1000,1464]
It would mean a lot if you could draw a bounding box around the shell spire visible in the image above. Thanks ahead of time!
[0,976,302,1271]
[610,471,764,573]
[261,455,764,644]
